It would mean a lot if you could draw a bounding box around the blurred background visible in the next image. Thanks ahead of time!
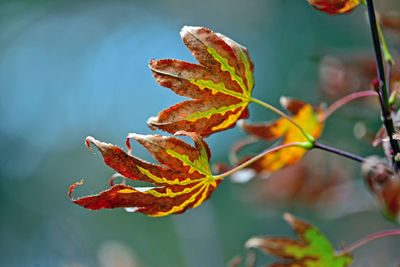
[1,0,400,266]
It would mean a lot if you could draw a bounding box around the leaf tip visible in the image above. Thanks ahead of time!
[127,132,151,143]
[69,179,84,199]
[283,213,312,238]
[85,136,95,150]
[283,212,294,223]
[146,116,158,130]
[109,173,122,186]
[148,59,158,71]
[126,133,144,153]
[180,25,197,36]
[84,136,115,154]
[245,236,263,249]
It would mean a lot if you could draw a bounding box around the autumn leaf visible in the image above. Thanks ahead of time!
[148,26,254,137]
[362,156,400,222]
[69,131,220,217]
[242,151,353,210]
[237,98,324,174]
[306,0,362,15]
[245,213,353,267]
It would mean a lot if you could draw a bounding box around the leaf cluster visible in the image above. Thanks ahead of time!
[70,1,400,266]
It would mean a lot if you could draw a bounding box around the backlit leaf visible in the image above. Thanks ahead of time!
[148,26,254,137]
[245,213,353,267]
[238,98,324,174]
[306,0,362,15]
[69,131,220,217]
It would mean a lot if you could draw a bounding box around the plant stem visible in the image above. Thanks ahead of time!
[215,140,365,179]
[314,142,365,162]
[376,17,394,98]
[389,79,399,106]
[366,0,400,169]
[387,62,393,100]
[376,21,393,65]
[214,142,305,179]
[319,90,378,122]
[250,97,315,143]
[336,228,400,256]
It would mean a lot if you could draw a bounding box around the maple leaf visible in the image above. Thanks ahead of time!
[245,213,353,267]
[148,26,254,137]
[69,131,220,217]
[306,0,362,15]
[237,98,324,174]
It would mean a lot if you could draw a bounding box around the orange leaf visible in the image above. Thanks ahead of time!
[306,0,361,15]
[148,26,254,137]
[70,131,220,217]
[238,98,324,173]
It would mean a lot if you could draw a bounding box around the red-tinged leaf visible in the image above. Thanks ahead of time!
[238,98,324,174]
[148,26,254,137]
[362,156,400,223]
[70,131,221,217]
[306,0,362,15]
[245,213,353,267]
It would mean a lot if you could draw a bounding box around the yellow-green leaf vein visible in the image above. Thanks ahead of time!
[184,102,247,121]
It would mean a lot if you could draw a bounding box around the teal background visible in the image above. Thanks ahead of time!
[1,0,399,266]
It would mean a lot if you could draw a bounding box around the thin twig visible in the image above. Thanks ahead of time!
[320,90,378,122]
[214,142,304,179]
[314,142,365,163]
[336,228,400,256]
[366,0,400,169]
[215,140,365,179]
[250,97,315,143]
[387,62,393,98]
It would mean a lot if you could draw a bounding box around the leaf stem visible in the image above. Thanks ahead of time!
[214,142,306,179]
[387,62,393,98]
[215,140,364,179]
[250,97,315,143]
[366,0,400,169]
[336,228,400,256]
[376,21,393,65]
[313,142,365,162]
[319,90,378,122]
[376,17,394,98]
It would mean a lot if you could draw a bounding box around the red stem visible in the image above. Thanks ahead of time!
[336,228,400,256]
[319,90,378,122]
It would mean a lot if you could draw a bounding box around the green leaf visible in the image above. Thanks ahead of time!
[245,213,353,267]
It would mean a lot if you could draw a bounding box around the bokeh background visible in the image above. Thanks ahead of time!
[1,0,400,266]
